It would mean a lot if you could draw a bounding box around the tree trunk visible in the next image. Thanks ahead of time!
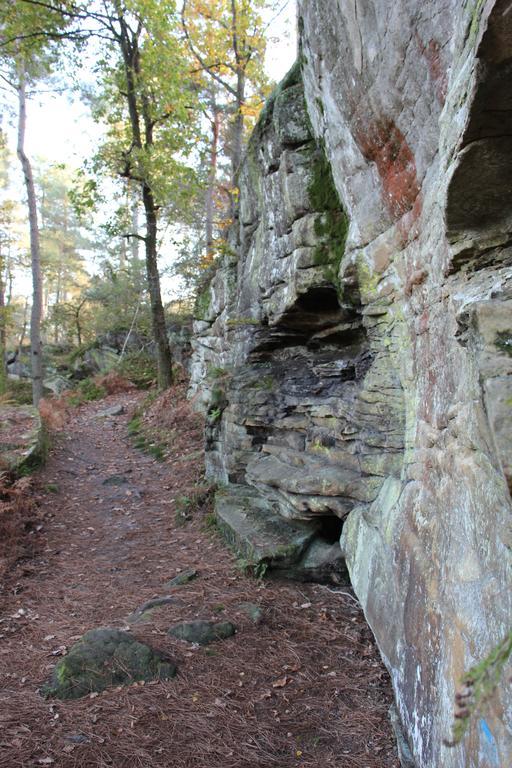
[115,6,173,389]
[16,68,43,406]
[231,70,245,192]
[0,246,6,395]
[130,182,140,263]
[206,102,220,260]
[229,0,245,204]
[142,184,173,389]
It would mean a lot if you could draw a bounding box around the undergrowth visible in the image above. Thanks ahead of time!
[116,350,157,389]
[0,472,40,582]
[127,412,167,461]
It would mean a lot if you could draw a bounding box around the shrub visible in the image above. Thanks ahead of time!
[6,379,33,405]
[116,350,157,389]
[67,378,106,406]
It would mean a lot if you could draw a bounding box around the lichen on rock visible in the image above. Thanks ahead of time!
[190,3,512,766]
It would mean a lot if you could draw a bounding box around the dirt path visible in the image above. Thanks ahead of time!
[0,390,399,768]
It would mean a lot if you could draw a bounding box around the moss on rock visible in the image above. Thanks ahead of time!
[41,628,176,700]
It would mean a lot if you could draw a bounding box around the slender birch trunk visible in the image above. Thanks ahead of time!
[16,66,43,406]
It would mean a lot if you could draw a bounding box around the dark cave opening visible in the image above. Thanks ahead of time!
[316,514,344,544]
[296,285,341,313]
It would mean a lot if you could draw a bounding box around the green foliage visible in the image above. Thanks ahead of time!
[495,332,512,357]
[252,375,274,391]
[68,378,106,406]
[203,511,218,531]
[90,0,202,212]
[175,495,193,526]
[116,350,157,390]
[127,413,166,462]
[235,556,268,580]
[446,629,512,747]
[6,379,33,406]
[194,287,212,321]
[207,366,229,380]
[209,407,222,423]
[127,415,142,436]
[67,340,100,365]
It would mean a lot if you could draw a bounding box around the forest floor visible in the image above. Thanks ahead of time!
[0,384,399,768]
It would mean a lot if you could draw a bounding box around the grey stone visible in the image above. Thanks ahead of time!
[126,596,175,624]
[235,602,263,625]
[41,628,176,699]
[102,474,128,486]
[215,484,318,568]
[163,569,198,589]
[0,405,47,474]
[168,620,236,645]
[95,404,125,418]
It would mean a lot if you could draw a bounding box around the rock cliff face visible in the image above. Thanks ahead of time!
[189,2,512,766]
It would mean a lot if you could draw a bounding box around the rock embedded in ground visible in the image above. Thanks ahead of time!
[215,484,318,567]
[215,485,347,582]
[235,602,263,625]
[279,540,349,584]
[168,620,236,645]
[163,569,198,589]
[102,474,129,486]
[41,628,176,700]
[126,596,175,624]
[0,405,47,474]
[95,404,125,418]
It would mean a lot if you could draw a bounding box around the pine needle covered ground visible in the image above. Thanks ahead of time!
[0,383,399,768]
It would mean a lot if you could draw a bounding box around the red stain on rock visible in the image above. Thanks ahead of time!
[398,193,423,247]
[416,35,448,105]
[355,118,421,223]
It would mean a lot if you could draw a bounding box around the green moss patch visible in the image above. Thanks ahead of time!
[41,628,176,700]
[309,149,349,292]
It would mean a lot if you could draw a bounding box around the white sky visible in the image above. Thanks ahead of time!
[2,1,298,301]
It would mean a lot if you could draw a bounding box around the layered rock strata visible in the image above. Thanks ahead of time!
[190,64,402,582]
[190,2,512,766]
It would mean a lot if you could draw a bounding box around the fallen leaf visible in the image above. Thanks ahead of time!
[272,676,291,688]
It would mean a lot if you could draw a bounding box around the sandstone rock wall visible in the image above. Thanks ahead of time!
[190,2,512,766]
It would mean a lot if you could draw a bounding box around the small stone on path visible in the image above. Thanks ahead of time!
[95,404,125,418]
[163,569,198,588]
[126,596,175,624]
[102,474,129,486]
[168,620,236,645]
[236,602,263,625]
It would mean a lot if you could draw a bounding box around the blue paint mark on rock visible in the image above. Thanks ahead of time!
[479,719,500,767]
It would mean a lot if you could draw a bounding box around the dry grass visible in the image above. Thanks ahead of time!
[0,473,42,584]
[39,398,69,432]
[94,372,136,395]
